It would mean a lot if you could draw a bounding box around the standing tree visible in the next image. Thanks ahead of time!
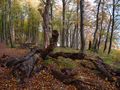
[8,0,14,47]
[97,0,105,50]
[80,0,85,53]
[93,0,101,51]
[103,15,112,52]
[61,0,66,47]
[108,0,115,54]
[38,0,51,48]
[75,0,80,49]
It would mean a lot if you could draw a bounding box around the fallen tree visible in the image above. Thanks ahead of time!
[49,52,115,81]
[0,30,120,89]
[0,30,59,83]
[50,67,101,90]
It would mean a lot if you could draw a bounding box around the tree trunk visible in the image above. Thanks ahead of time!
[97,0,104,51]
[2,2,7,44]
[108,0,115,54]
[1,11,4,42]
[50,0,53,32]
[61,0,66,47]
[103,15,111,52]
[75,0,79,49]
[42,0,51,48]
[93,0,101,51]
[80,0,85,53]
[71,24,76,48]
[20,12,24,43]
[8,0,14,48]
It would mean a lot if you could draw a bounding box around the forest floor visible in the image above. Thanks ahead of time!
[0,43,120,90]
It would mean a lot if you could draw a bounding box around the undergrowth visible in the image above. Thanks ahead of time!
[45,47,120,69]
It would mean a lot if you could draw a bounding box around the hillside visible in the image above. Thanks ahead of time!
[0,45,120,90]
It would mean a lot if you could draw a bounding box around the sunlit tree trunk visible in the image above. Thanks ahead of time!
[71,24,76,48]
[65,24,69,47]
[8,0,14,47]
[20,12,24,43]
[42,0,51,48]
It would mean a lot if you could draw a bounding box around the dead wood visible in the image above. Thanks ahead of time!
[49,52,118,82]
[50,68,100,90]
[0,30,59,83]
[84,57,114,81]
[49,52,86,60]
[0,30,119,89]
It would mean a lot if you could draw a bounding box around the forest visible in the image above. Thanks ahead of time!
[0,0,120,90]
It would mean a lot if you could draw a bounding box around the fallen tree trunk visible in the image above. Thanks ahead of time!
[50,67,101,90]
[84,56,117,82]
[49,52,86,60]
[0,30,59,83]
[49,52,116,82]
[0,30,120,88]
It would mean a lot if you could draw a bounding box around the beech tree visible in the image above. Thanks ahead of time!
[93,0,101,51]
[38,0,51,48]
[108,0,115,54]
[80,0,85,53]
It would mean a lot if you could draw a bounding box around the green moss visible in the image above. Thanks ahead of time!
[43,58,55,65]
[45,47,120,69]
[43,56,77,69]
[54,47,79,53]
[56,57,77,69]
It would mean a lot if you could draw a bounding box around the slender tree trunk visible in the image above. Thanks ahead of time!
[50,0,53,32]
[65,28,69,47]
[71,25,76,48]
[69,30,73,48]
[97,0,104,50]
[1,12,4,42]
[75,0,79,49]
[103,16,111,52]
[21,13,24,43]
[108,0,115,54]
[3,2,8,44]
[8,0,14,47]
[42,0,51,48]
[93,0,101,51]
[61,0,66,47]
[27,4,31,43]
[80,0,85,53]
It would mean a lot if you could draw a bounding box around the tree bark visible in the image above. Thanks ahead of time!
[75,0,79,49]
[93,0,101,51]
[71,24,76,48]
[103,16,111,52]
[97,0,104,51]
[8,0,14,48]
[108,0,115,54]
[42,0,51,48]
[61,0,66,47]
[80,0,85,53]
